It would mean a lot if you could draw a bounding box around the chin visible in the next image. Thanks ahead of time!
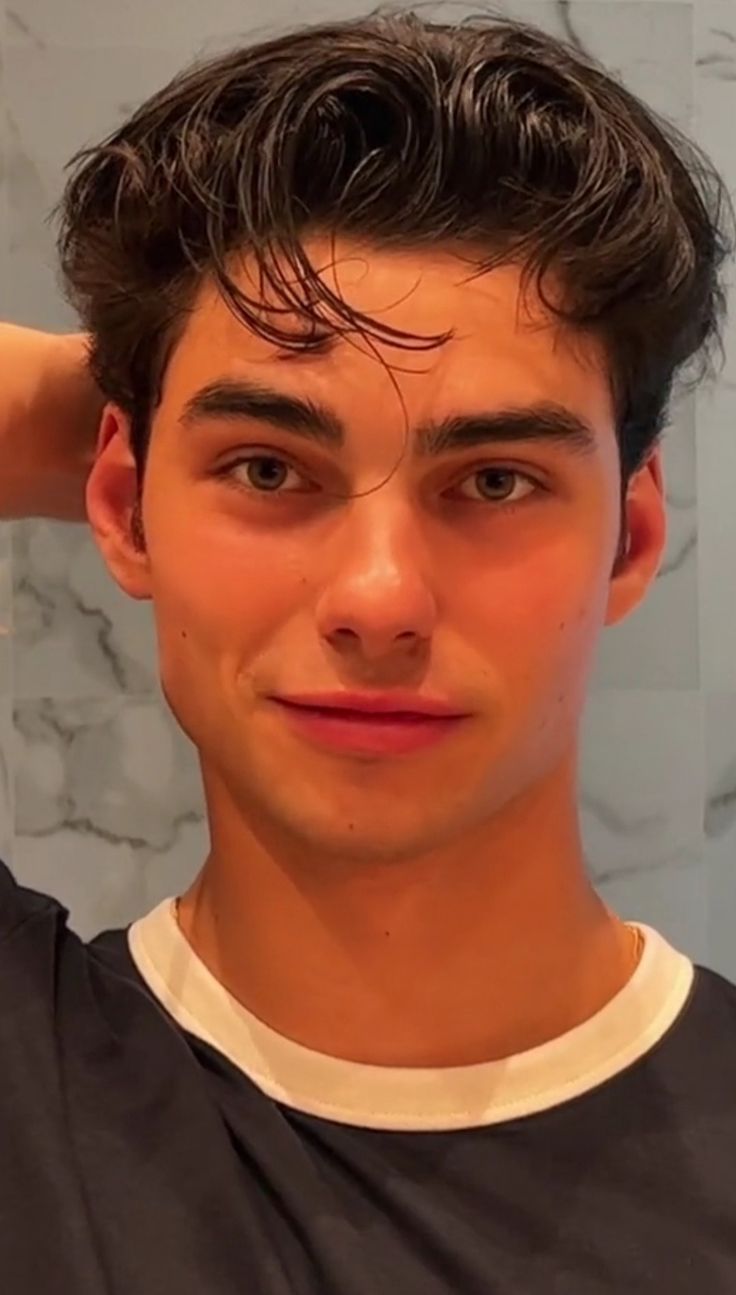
[264,791,470,864]
[302,826,444,866]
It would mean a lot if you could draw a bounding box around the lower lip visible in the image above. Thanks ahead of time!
[272,702,467,756]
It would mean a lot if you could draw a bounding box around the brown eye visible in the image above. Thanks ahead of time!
[220,453,310,494]
[454,468,538,505]
[474,469,518,501]
[244,456,291,492]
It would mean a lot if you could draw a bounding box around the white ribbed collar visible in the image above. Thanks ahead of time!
[128,902,694,1132]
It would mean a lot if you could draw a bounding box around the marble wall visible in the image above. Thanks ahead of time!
[0,0,734,970]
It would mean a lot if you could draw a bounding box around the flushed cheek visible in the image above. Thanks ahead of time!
[148,520,314,650]
[466,555,609,697]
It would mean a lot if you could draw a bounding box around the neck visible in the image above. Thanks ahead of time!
[178,766,637,1068]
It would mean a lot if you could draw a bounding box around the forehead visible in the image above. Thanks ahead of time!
[163,238,613,424]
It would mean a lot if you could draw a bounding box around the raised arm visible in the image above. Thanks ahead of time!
[0,325,103,521]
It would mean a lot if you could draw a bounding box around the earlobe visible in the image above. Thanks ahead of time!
[85,404,152,601]
[604,449,667,627]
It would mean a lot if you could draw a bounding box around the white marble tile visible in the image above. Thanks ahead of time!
[513,1,693,126]
[4,0,287,49]
[12,521,157,699]
[704,692,736,979]
[581,690,708,959]
[1,57,75,329]
[601,857,709,963]
[580,689,705,876]
[3,1,695,55]
[696,0,736,126]
[2,39,193,327]
[696,373,736,692]
[13,692,207,937]
[0,8,9,323]
[694,1,736,693]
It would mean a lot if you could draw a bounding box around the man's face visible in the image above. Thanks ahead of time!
[93,239,665,863]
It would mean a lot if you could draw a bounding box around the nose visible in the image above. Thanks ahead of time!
[315,500,438,664]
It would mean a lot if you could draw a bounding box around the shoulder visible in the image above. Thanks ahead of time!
[0,857,192,1076]
[0,855,61,938]
[0,857,71,1000]
[690,963,736,1021]
[0,855,142,1006]
[657,962,736,1093]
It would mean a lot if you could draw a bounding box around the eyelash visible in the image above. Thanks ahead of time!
[214,452,544,511]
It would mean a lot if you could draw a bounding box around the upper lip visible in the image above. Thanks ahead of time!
[272,691,470,718]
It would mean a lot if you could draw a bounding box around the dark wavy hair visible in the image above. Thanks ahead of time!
[56,6,734,486]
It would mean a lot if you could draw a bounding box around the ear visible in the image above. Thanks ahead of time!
[605,447,667,627]
[85,404,152,600]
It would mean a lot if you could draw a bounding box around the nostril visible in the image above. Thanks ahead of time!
[329,627,362,643]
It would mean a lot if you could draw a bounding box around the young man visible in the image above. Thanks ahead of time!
[1,10,735,1293]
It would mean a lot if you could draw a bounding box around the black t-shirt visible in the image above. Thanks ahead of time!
[2,857,736,1294]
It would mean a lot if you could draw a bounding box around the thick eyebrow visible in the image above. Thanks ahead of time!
[180,379,344,445]
[179,378,599,457]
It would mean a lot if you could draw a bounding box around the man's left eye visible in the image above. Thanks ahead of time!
[453,468,538,504]
[223,454,309,493]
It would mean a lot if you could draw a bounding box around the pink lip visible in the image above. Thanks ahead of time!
[273,692,468,717]
[270,693,470,757]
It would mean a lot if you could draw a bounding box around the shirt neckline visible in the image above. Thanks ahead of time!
[128,901,694,1131]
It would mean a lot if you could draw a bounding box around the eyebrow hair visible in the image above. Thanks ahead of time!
[179,378,599,458]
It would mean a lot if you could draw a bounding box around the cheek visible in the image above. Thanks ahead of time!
[145,518,310,668]
[461,539,611,700]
